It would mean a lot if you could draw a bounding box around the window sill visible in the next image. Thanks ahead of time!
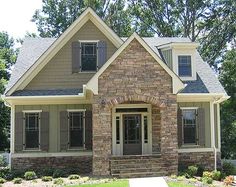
[23,149,41,152]
[79,71,97,73]
[180,144,200,148]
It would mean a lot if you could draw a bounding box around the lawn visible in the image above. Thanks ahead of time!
[167,181,195,187]
[67,180,129,187]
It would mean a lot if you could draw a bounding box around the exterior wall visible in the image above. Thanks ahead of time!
[178,151,221,170]
[162,49,173,69]
[178,102,211,148]
[11,155,92,173]
[15,104,92,152]
[26,20,117,90]
[93,39,178,176]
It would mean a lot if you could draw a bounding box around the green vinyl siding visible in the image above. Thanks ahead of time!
[26,20,117,90]
[15,104,92,152]
[214,104,219,148]
[162,49,173,69]
[178,102,211,148]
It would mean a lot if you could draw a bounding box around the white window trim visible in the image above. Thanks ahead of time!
[23,111,41,151]
[79,40,99,73]
[172,49,197,81]
[181,107,199,146]
[67,110,86,150]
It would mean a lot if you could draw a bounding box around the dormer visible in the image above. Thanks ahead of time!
[158,42,199,81]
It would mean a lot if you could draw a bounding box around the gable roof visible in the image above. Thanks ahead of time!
[87,33,185,94]
[5,7,123,96]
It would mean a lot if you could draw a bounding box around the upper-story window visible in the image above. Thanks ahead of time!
[178,55,192,77]
[24,112,40,149]
[81,42,97,72]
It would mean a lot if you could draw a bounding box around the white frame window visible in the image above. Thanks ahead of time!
[67,109,86,150]
[23,110,42,150]
[80,41,98,72]
[178,55,192,77]
[181,107,198,146]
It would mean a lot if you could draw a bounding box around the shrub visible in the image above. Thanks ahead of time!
[222,162,236,176]
[42,176,53,182]
[68,174,80,180]
[0,167,10,179]
[196,165,205,177]
[212,170,221,181]
[202,171,213,179]
[0,178,6,184]
[202,176,213,184]
[37,168,54,177]
[0,156,6,167]
[24,171,37,180]
[53,178,64,185]
[13,177,22,184]
[185,165,198,178]
[223,176,234,186]
[53,169,66,178]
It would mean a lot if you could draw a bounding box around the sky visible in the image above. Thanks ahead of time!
[0,0,42,40]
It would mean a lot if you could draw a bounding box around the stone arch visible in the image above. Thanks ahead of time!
[105,94,166,108]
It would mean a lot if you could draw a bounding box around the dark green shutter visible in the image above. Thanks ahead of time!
[60,111,68,151]
[15,112,24,152]
[40,112,49,151]
[97,41,107,69]
[85,110,92,150]
[177,108,183,147]
[72,41,81,73]
[198,108,205,147]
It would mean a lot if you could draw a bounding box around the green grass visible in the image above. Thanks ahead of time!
[167,181,195,187]
[67,180,129,187]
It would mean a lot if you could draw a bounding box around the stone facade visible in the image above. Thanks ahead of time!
[92,38,178,176]
[11,156,92,173]
[178,151,221,170]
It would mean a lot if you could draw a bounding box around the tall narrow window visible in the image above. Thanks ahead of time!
[69,112,84,148]
[144,116,148,143]
[25,113,40,149]
[178,55,192,77]
[182,109,197,144]
[116,116,120,144]
[81,43,97,71]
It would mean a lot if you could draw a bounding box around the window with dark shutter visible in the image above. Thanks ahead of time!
[24,113,40,149]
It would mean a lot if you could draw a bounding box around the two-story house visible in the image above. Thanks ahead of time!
[2,8,229,177]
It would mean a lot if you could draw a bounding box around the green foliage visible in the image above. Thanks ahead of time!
[24,171,37,180]
[219,49,236,159]
[32,0,132,37]
[0,156,6,167]
[68,174,80,180]
[13,177,22,184]
[0,167,10,179]
[53,178,64,185]
[0,178,6,184]
[41,176,53,182]
[222,162,236,176]
[202,171,213,178]
[37,168,54,177]
[202,176,213,184]
[185,165,198,178]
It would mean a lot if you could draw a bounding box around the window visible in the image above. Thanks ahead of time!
[68,111,84,148]
[24,113,40,149]
[144,116,148,143]
[81,42,97,72]
[116,116,120,144]
[178,55,192,77]
[182,109,197,144]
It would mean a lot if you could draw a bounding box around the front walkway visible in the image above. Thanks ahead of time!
[129,177,168,187]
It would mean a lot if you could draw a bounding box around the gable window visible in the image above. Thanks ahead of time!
[68,111,85,148]
[24,112,40,149]
[178,55,192,77]
[81,42,97,72]
[182,109,198,145]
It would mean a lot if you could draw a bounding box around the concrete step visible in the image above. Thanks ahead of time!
[111,167,164,174]
[111,163,163,170]
[112,171,166,178]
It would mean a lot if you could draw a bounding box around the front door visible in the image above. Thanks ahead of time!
[123,114,142,155]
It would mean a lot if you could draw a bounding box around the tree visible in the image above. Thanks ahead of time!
[219,49,236,159]
[0,32,16,151]
[32,0,132,37]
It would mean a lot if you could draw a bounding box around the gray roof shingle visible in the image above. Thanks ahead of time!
[6,36,226,96]
[11,89,83,96]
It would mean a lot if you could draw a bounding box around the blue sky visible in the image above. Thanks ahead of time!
[0,0,42,39]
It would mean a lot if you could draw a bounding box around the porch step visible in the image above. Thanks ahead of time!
[110,155,166,178]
